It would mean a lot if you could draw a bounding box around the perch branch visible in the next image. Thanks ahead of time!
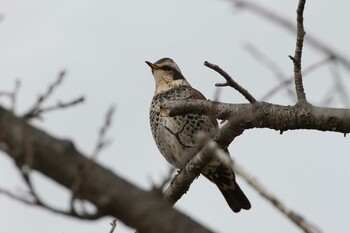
[161,99,350,135]
[163,108,252,205]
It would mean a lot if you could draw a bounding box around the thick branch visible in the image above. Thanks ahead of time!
[161,100,350,134]
[163,109,253,204]
[0,106,213,233]
[163,139,232,204]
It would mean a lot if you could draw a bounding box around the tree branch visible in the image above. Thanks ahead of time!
[70,106,115,217]
[161,99,350,135]
[261,56,334,101]
[232,0,350,73]
[289,0,307,104]
[163,138,233,205]
[0,106,213,233]
[234,163,322,233]
[204,61,257,103]
[21,71,85,120]
[0,79,21,112]
[244,43,295,101]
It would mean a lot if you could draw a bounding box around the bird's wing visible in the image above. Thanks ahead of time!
[191,88,219,128]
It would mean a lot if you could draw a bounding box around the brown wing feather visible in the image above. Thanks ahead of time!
[191,88,219,129]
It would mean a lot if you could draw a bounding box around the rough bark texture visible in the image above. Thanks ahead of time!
[0,106,213,233]
[161,100,350,134]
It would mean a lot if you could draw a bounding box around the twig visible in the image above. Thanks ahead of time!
[244,43,295,100]
[23,71,65,117]
[0,79,21,112]
[70,106,115,212]
[0,178,103,219]
[153,166,176,192]
[109,219,117,233]
[232,0,350,72]
[329,60,350,107]
[0,187,34,205]
[21,70,84,120]
[289,0,307,103]
[91,106,116,159]
[234,163,322,233]
[15,137,103,219]
[204,61,257,103]
[261,56,333,101]
[23,96,85,119]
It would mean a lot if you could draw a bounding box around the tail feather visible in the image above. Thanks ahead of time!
[203,160,251,213]
[218,182,251,213]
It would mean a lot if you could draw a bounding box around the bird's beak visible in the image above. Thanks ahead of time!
[145,61,160,70]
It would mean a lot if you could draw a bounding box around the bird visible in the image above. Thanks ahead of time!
[146,57,251,213]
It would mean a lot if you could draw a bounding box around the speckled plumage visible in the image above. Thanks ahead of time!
[150,85,215,168]
[147,58,251,212]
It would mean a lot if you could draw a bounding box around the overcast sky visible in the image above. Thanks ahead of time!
[1,0,349,232]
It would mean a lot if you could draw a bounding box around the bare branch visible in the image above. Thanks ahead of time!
[109,219,117,233]
[70,106,115,215]
[164,138,234,205]
[232,0,350,72]
[0,181,103,220]
[0,187,34,205]
[11,136,104,220]
[289,0,307,103]
[91,106,116,159]
[23,96,85,119]
[234,163,322,233]
[161,99,350,134]
[261,57,334,101]
[0,106,213,233]
[23,71,65,117]
[163,107,251,205]
[329,60,350,107]
[153,166,176,192]
[0,79,21,112]
[244,43,295,100]
[204,61,257,103]
[21,71,85,120]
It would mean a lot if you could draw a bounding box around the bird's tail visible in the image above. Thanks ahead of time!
[217,182,251,213]
[203,162,251,213]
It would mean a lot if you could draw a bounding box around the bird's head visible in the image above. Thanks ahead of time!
[146,58,190,94]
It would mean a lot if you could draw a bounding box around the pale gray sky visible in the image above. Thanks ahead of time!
[1,0,349,232]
